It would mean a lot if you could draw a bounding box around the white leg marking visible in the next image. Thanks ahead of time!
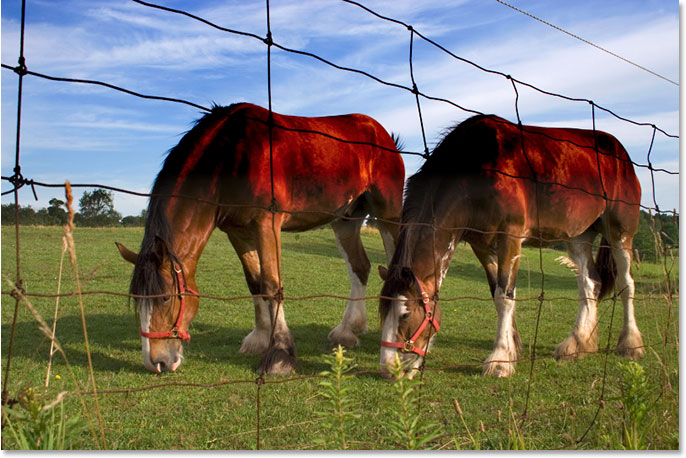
[329,229,368,347]
[240,297,272,354]
[612,239,644,359]
[555,240,599,360]
[483,286,518,377]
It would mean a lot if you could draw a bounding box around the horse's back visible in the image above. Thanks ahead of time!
[427,115,640,240]
[201,104,403,227]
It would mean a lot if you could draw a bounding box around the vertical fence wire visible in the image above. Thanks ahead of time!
[508,77,547,418]
[2,0,28,421]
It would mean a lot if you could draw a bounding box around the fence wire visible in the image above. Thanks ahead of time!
[0,0,679,450]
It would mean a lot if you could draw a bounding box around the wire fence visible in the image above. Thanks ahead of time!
[1,0,679,450]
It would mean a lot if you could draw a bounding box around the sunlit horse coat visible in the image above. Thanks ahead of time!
[379,114,643,378]
[117,103,404,375]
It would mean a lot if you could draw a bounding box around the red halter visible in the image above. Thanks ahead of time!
[380,275,440,357]
[139,262,196,343]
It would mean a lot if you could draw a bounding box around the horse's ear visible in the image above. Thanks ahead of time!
[378,265,388,281]
[152,236,168,266]
[115,242,138,264]
[400,267,415,286]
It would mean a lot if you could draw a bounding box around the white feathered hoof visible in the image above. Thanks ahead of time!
[328,324,359,348]
[482,351,516,377]
[554,332,597,361]
[239,329,270,355]
[258,344,297,376]
[617,328,645,360]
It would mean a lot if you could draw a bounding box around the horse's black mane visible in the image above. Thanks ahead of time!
[390,114,502,270]
[129,104,241,298]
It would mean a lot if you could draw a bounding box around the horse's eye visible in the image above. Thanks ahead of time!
[400,311,411,321]
[162,296,171,304]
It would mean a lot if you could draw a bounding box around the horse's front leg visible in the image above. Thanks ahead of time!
[227,230,272,355]
[483,233,523,377]
[255,216,297,376]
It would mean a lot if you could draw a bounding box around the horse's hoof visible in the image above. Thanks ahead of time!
[616,329,644,360]
[239,330,270,355]
[482,361,515,378]
[328,325,359,348]
[554,332,597,361]
[258,346,297,376]
[482,351,516,377]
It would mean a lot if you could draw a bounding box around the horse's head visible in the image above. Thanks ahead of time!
[378,265,442,379]
[116,240,199,373]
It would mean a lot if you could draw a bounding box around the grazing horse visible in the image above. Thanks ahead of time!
[116,103,404,375]
[378,114,643,378]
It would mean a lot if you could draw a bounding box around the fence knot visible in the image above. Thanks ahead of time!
[270,286,284,303]
[6,171,39,200]
[411,83,419,95]
[9,279,25,301]
[269,197,278,214]
[537,292,545,303]
[263,31,273,47]
[13,56,27,76]
[407,24,413,32]
[422,147,430,159]
[255,375,265,387]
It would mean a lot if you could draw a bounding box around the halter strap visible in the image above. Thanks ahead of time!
[139,262,196,343]
[380,274,440,357]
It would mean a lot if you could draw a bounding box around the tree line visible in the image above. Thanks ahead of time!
[1,188,678,258]
[1,189,146,227]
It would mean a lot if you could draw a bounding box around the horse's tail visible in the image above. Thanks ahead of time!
[595,236,617,300]
[391,133,405,152]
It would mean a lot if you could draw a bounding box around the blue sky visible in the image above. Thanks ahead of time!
[1,0,679,217]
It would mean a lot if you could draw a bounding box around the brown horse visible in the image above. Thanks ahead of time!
[116,103,404,375]
[378,114,643,378]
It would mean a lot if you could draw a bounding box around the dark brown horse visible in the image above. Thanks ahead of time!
[378,114,643,378]
[116,103,404,375]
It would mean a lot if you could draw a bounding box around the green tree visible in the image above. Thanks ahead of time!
[47,198,68,226]
[76,189,122,227]
[121,209,147,227]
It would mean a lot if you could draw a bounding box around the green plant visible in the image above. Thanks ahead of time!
[2,386,87,450]
[385,355,441,449]
[315,345,360,450]
[618,361,654,449]
[601,361,656,449]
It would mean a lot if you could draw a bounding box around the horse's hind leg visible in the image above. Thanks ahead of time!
[227,229,272,355]
[329,218,370,348]
[255,214,297,375]
[611,235,644,359]
[555,231,600,360]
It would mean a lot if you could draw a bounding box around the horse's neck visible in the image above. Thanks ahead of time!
[166,205,217,281]
[396,217,460,297]
[398,175,470,296]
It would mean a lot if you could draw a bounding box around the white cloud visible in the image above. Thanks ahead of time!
[1,0,677,217]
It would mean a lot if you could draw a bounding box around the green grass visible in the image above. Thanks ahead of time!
[1,225,679,449]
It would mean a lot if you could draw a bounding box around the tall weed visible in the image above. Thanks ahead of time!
[2,386,87,450]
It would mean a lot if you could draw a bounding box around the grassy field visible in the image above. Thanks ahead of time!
[1,225,679,449]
